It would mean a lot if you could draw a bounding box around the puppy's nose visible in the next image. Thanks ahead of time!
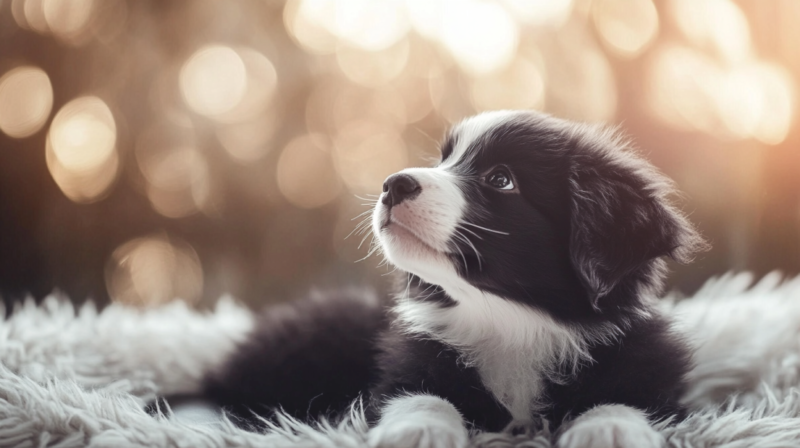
[382,173,421,207]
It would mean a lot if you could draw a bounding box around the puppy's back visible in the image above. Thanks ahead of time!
[203,288,387,425]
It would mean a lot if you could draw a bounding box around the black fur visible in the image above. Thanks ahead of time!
[203,111,705,432]
[203,288,387,424]
[368,324,512,432]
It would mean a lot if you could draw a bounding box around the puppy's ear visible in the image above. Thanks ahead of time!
[567,127,707,308]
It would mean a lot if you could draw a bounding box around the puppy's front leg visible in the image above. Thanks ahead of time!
[556,404,664,448]
[368,394,469,448]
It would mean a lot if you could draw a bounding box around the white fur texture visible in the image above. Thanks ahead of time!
[368,395,468,448]
[394,287,619,420]
[440,110,522,172]
[4,273,800,447]
[372,111,521,289]
[556,405,662,448]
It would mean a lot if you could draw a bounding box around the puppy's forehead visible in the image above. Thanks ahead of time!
[440,110,525,168]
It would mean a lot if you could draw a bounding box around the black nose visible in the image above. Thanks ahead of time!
[382,173,421,207]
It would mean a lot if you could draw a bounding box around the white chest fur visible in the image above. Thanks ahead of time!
[394,284,608,420]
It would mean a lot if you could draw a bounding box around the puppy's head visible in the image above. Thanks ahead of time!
[372,110,706,320]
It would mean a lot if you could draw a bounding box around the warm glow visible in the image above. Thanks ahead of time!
[46,136,119,203]
[647,45,725,135]
[284,0,339,54]
[214,48,278,124]
[305,80,410,136]
[333,86,408,132]
[180,45,247,118]
[670,0,751,64]
[46,96,118,203]
[336,39,409,87]
[719,63,795,145]
[750,65,794,145]
[135,124,209,218]
[470,56,546,111]
[10,0,27,29]
[106,234,203,306]
[647,44,794,144]
[547,37,617,122]
[217,113,277,163]
[286,0,408,53]
[43,0,94,44]
[440,0,519,75]
[501,0,573,28]
[49,96,116,172]
[404,0,445,39]
[277,134,342,208]
[391,75,434,123]
[332,0,409,51]
[0,66,53,138]
[333,121,408,193]
[23,0,50,33]
[305,79,342,135]
[593,0,659,58]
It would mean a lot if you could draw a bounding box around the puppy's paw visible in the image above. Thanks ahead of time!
[367,419,468,448]
[556,405,663,448]
[368,395,468,448]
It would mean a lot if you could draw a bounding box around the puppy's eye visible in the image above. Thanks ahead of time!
[486,168,514,190]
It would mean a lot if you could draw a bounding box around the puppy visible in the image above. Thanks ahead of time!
[205,110,706,448]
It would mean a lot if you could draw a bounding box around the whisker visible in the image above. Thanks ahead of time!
[456,224,483,240]
[449,232,472,274]
[354,195,379,202]
[345,217,372,240]
[461,221,510,235]
[356,241,381,263]
[462,233,483,271]
[357,231,373,249]
[381,266,399,276]
[453,229,483,271]
[419,286,442,302]
[350,209,374,220]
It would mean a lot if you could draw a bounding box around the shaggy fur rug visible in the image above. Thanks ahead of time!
[4,272,800,447]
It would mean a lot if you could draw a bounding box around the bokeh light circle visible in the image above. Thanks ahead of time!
[50,96,116,172]
[135,123,210,218]
[593,0,659,58]
[441,0,519,76]
[180,45,247,117]
[46,96,119,203]
[106,234,204,306]
[43,0,95,43]
[0,66,54,138]
[501,0,573,28]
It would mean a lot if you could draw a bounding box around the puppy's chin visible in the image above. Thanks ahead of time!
[374,212,457,287]
[379,223,454,276]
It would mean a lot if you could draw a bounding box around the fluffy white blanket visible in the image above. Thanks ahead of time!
[3,272,800,447]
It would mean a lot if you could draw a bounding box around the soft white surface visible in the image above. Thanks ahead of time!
[4,273,800,447]
[369,395,469,448]
[556,404,662,448]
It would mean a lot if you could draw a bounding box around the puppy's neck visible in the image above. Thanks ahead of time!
[393,274,626,418]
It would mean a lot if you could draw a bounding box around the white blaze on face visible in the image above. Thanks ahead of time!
[440,110,522,171]
[372,166,464,288]
[372,110,522,288]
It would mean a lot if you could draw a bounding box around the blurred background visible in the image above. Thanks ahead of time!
[0,0,797,309]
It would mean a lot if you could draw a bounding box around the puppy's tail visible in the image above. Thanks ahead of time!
[202,287,387,425]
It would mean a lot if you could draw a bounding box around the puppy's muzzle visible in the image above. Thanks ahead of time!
[382,173,421,209]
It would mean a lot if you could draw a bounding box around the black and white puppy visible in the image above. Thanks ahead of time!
[205,110,706,448]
